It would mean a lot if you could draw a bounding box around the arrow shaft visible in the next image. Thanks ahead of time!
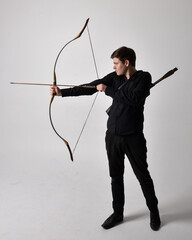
[10,82,96,88]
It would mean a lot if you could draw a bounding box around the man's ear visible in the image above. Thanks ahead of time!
[125,59,129,67]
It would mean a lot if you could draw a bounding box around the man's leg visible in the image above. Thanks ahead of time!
[111,176,124,216]
[102,131,125,229]
[124,132,161,230]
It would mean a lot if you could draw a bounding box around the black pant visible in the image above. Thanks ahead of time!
[105,131,158,215]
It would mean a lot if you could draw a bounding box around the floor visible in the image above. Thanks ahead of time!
[0,148,192,240]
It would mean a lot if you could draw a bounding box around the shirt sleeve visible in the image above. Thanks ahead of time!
[105,86,116,98]
[61,72,115,97]
[112,72,152,106]
[61,85,97,97]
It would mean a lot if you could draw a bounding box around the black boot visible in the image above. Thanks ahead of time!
[150,208,161,231]
[102,176,124,229]
[101,213,123,229]
[140,179,161,230]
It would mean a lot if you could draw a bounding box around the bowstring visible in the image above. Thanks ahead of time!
[73,25,100,154]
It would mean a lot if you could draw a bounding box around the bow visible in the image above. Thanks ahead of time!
[49,18,90,162]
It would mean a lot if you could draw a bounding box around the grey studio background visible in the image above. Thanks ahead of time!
[0,0,192,239]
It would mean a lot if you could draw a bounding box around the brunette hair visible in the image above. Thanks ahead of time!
[111,46,136,67]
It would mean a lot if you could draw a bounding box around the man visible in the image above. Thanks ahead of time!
[50,46,161,231]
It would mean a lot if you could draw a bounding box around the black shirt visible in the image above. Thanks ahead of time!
[61,70,151,135]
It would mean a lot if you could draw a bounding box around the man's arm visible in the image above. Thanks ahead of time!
[105,72,152,106]
[50,83,98,98]
[116,72,152,106]
[50,72,115,98]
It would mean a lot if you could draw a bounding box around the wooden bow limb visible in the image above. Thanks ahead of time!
[50,18,90,162]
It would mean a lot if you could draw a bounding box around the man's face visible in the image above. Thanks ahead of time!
[112,57,128,76]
